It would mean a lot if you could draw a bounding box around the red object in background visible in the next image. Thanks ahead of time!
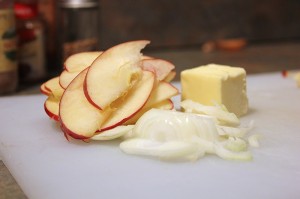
[14,2,38,20]
[14,1,38,43]
[215,38,248,52]
[18,28,36,43]
[14,0,46,83]
[281,70,288,77]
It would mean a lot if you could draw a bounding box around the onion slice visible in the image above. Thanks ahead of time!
[181,99,240,126]
[120,109,255,161]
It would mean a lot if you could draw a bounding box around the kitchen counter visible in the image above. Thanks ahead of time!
[1,41,299,199]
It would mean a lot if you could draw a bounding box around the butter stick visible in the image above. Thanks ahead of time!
[181,64,248,117]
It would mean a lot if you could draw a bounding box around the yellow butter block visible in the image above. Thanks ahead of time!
[181,64,248,117]
[294,72,300,87]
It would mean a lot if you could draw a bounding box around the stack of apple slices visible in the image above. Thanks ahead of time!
[41,40,179,140]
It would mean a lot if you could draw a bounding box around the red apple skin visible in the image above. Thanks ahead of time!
[83,84,102,110]
[64,51,103,72]
[59,121,90,140]
[44,101,59,121]
[44,77,65,100]
[166,99,175,109]
[59,69,81,89]
[98,95,148,132]
[44,77,60,92]
[59,69,92,140]
[40,83,51,96]
[98,70,155,132]
[58,80,64,90]
[41,89,51,96]
[84,40,150,110]
[141,58,175,81]
[58,70,67,89]
[59,68,111,140]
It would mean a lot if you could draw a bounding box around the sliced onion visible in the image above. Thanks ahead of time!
[120,138,204,160]
[214,143,252,161]
[248,134,261,148]
[181,99,240,126]
[120,108,255,162]
[224,137,248,152]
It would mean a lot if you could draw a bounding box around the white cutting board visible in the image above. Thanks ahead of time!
[0,72,300,199]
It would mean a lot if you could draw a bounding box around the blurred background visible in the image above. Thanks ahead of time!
[42,0,300,52]
[40,0,300,74]
[1,0,300,93]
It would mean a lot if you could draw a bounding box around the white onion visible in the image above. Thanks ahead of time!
[248,134,261,147]
[181,99,240,126]
[120,109,254,161]
[120,139,204,161]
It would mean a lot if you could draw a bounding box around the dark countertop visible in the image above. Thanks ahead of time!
[1,41,299,199]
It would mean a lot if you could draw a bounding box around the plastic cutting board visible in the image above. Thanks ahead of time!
[0,72,299,199]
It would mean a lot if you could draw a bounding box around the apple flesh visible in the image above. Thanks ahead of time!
[44,77,65,99]
[44,95,60,121]
[41,40,180,141]
[99,70,155,131]
[91,125,135,141]
[163,71,176,82]
[59,70,81,89]
[123,80,178,125]
[59,68,110,139]
[84,40,150,110]
[125,99,174,125]
[143,81,178,109]
[40,83,51,96]
[61,52,103,89]
[42,77,65,121]
[64,51,102,72]
[141,58,175,81]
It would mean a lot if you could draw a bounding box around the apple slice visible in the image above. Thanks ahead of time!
[141,58,175,81]
[40,83,51,96]
[44,95,60,121]
[123,81,178,125]
[59,70,81,89]
[64,51,102,72]
[84,40,150,110]
[44,76,59,91]
[163,71,176,82]
[157,99,174,109]
[43,77,64,121]
[144,81,178,109]
[59,52,152,89]
[125,99,174,125]
[59,68,111,139]
[91,125,134,141]
[99,70,155,131]
[44,77,65,99]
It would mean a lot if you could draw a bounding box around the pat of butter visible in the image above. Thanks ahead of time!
[181,64,248,117]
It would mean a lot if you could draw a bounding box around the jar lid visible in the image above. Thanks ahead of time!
[59,0,99,8]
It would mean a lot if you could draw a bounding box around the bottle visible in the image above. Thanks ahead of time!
[14,0,46,83]
[57,0,100,67]
[0,0,18,95]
